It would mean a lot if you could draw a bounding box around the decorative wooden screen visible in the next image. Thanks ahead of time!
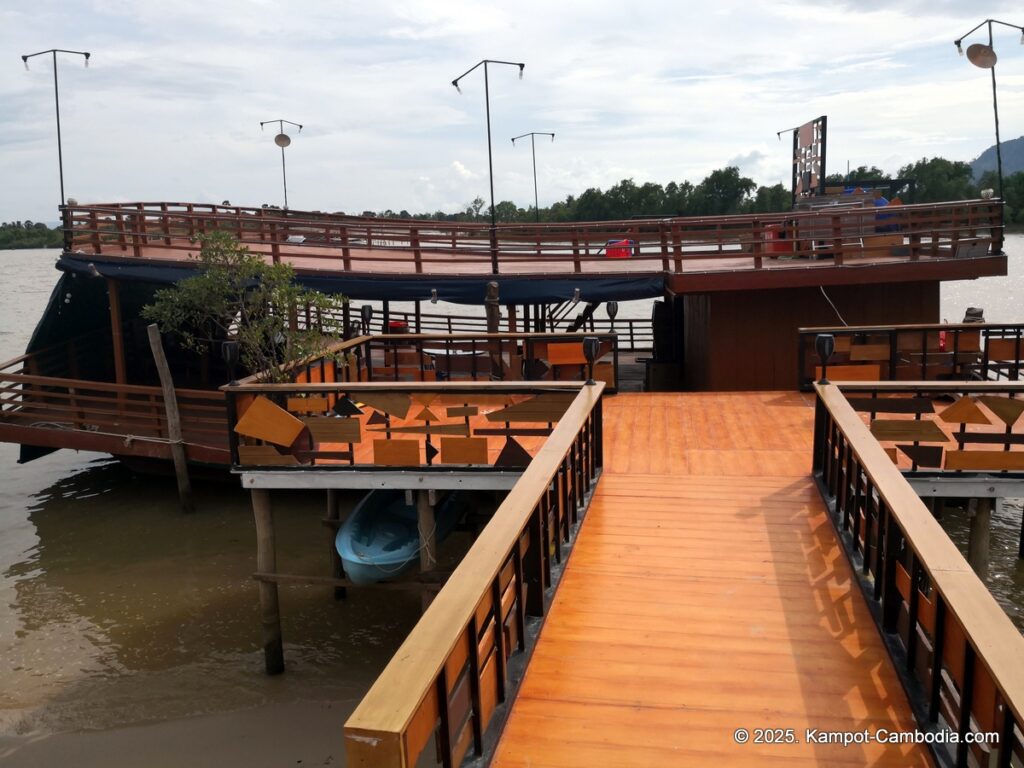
[792,115,827,203]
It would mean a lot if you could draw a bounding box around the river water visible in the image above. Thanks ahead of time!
[0,242,1022,765]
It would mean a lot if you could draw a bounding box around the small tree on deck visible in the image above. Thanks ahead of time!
[143,231,344,382]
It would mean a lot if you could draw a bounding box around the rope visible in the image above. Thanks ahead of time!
[819,286,848,327]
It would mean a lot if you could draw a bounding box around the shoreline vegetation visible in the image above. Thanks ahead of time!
[4,159,1022,245]
[0,221,62,250]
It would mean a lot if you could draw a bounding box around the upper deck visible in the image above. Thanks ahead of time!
[60,201,1006,302]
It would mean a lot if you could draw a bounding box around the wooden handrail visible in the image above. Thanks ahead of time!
[63,199,1003,275]
[814,383,1024,754]
[0,372,224,399]
[343,382,603,766]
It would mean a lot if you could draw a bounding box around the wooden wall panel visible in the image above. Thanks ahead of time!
[682,280,940,391]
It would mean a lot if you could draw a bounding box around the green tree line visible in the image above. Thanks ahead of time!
[0,221,63,249]
[373,157,1024,225]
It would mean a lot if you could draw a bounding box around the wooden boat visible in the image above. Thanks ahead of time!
[334,489,465,584]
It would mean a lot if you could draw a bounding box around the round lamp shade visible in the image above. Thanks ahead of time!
[274,133,291,148]
[966,43,997,69]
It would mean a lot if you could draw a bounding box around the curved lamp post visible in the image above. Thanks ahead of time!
[954,19,1024,201]
[260,119,302,209]
[511,132,555,222]
[451,59,525,274]
[21,49,91,207]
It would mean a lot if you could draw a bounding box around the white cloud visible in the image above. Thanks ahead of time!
[1,0,1022,222]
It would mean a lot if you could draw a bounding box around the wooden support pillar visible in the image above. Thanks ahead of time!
[146,324,194,514]
[326,489,347,600]
[107,278,127,384]
[967,498,992,581]
[485,282,501,380]
[417,489,437,612]
[417,489,437,572]
[252,489,285,675]
[507,304,517,333]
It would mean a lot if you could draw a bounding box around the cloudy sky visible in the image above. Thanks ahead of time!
[1,1,1022,222]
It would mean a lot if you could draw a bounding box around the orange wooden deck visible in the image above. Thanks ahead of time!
[490,392,931,766]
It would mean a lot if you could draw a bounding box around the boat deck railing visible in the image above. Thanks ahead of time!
[814,381,1024,767]
[241,331,621,394]
[336,305,654,353]
[331,381,603,767]
[62,199,1003,275]
[798,322,1024,390]
[0,366,228,463]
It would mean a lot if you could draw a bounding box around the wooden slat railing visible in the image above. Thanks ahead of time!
[341,382,603,767]
[0,371,228,462]
[814,383,1024,768]
[829,381,1024,477]
[61,199,1003,275]
[235,332,621,393]
[328,305,654,352]
[798,323,1024,390]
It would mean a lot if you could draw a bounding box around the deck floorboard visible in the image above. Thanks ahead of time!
[491,392,931,766]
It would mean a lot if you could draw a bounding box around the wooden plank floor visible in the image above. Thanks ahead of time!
[491,392,931,766]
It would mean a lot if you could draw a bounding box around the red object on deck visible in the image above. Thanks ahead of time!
[764,224,792,255]
[388,320,408,333]
[606,239,632,259]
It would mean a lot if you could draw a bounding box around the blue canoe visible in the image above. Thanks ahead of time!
[335,489,465,585]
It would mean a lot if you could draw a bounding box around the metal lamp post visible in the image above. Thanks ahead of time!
[21,49,91,207]
[511,132,555,222]
[954,18,1024,201]
[451,59,525,274]
[260,119,302,209]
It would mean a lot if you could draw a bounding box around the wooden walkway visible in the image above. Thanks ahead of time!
[491,392,931,766]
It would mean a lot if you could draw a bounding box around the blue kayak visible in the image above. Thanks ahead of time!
[335,489,465,585]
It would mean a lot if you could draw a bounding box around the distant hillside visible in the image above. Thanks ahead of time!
[970,135,1024,180]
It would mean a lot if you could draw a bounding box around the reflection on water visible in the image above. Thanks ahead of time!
[936,498,1024,632]
[0,448,422,737]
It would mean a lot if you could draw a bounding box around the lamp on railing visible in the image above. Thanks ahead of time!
[21,48,91,207]
[259,119,303,209]
[816,333,836,384]
[607,301,619,333]
[583,336,600,385]
[451,59,526,274]
[954,18,1024,204]
[430,288,439,304]
[511,132,555,222]
[360,304,373,335]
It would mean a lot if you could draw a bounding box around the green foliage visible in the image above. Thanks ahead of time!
[0,221,63,249]
[896,157,977,203]
[824,166,891,185]
[142,231,345,382]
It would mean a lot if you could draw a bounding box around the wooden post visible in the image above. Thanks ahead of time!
[417,489,437,572]
[485,282,501,380]
[146,324,194,514]
[418,489,437,611]
[967,498,992,581]
[327,489,347,600]
[252,489,285,675]
[107,278,127,385]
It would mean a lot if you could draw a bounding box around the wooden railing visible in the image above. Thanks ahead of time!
[333,305,654,352]
[236,332,621,393]
[798,323,1024,390]
[0,370,228,462]
[342,382,603,767]
[828,381,1024,476]
[62,199,1003,275]
[813,383,1024,767]
[222,377,594,471]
